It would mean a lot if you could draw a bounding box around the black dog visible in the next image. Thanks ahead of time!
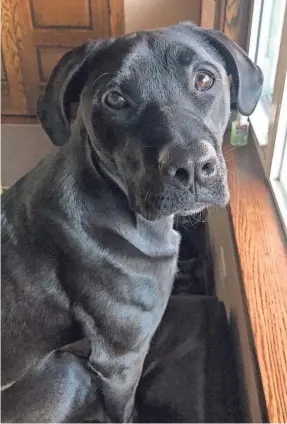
[1,23,262,422]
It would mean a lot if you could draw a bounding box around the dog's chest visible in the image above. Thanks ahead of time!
[66,215,180,349]
[97,215,180,304]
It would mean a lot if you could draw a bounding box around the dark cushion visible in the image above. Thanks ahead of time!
[136,295,242,423]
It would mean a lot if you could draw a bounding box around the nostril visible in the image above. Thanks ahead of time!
[175,168,190,184]
[201,161,216,177]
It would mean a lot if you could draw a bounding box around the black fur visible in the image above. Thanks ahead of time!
[1,23,262,422]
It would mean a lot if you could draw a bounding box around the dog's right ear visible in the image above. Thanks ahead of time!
[37,40,112,146]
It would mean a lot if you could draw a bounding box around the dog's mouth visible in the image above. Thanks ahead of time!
[181,203,210,215]
[180,196,229,216]
[126,150,230,221]
[131,182,230,221]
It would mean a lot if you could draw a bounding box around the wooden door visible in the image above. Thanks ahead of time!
[1,0,124,116]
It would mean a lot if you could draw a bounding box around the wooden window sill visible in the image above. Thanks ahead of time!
[223,136,287,423]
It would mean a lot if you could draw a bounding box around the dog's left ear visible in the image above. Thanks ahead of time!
[202,29,263,116]
[175,24,263,115]
[37,39,113,146]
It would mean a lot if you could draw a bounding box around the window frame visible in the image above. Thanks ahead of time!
[270,71,287,233]
[247,2,287,232]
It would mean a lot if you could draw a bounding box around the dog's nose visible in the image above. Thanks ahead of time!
[159,146,194,188]
[159,142,219,189]
[195,145,218,186]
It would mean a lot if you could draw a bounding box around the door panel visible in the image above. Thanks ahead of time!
[30,0,93,29]
[1,0,124,116]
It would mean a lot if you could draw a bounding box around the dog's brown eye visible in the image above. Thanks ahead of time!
[104,91,127,109]
[194,71,215,91]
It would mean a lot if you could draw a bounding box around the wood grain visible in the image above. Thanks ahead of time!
[224,139,287,423]
[2,0,123,117]
[201,0,216,29]
[1,54,8,81]
[1,83,11,113]
[1,115,39,124]
[222,0,251,48]
[215,0,227,31]
[30,0,92,28]
[224,0,241,41]
[109,0,125,36]
[1,0,28,114]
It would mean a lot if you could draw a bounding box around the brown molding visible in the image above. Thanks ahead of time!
[214,0,227,31]
[28,0,93,30]
[200,0,216,29]
[224,136,287,423]
[108,0,125,36]
[1,0,29,114]
[1,115,39,124]
[214,0,252,49]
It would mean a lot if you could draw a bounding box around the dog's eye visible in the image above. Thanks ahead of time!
[194,71,215,91]
[104,91,127,109]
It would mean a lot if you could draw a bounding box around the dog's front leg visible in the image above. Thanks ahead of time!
[1,348,105,424]
[73,303,148,423]
[88,350,146,423]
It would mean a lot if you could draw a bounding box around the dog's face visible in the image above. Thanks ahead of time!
[82,31,231,220]
[38,24,263,221]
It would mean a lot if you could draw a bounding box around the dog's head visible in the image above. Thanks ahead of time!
[38,23,263,220]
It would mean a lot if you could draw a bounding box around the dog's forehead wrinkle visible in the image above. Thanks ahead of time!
[168,24,226,65]
[111,34,226,99]
[120,35,205,70]
[113,46,178,103]
[116,39,153,80]
[164,30,225,68]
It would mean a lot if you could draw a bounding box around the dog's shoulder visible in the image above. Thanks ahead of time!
[2,152,56,229]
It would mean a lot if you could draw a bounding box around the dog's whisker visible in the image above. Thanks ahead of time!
[179,219,189,231]
[222,164,236,177]
[226,169,236,177]
[224,145,242,155]
[188,215,198,229]
[144,190,149,203]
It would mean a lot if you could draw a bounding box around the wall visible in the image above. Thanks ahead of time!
[1,124,56,187]
[124,0,201,33]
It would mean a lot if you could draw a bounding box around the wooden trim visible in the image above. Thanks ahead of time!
[200,0,216,29]
[1,0,29,114]
[90,0,110,38]
[108,0,125,36]
[1,115,39,124]
[28,0,93,30]
[213,0,252,47]
[214,0,226,31]
[208,205,267,423]
[223,137,287,423]
[222,0,252,48]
